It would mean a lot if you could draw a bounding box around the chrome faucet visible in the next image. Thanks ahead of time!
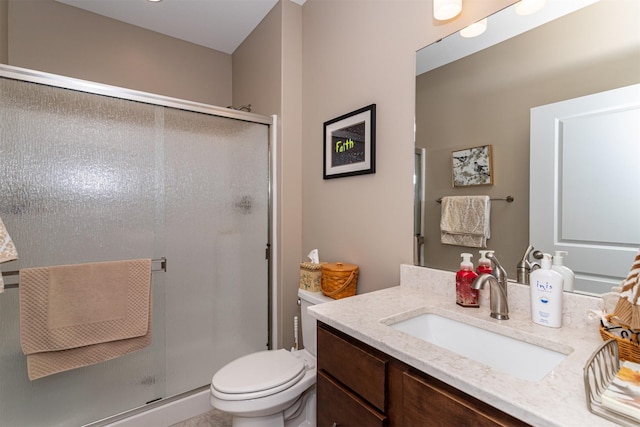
[472,252,509,320]
[516,245,534,285]
[516,245,543,285]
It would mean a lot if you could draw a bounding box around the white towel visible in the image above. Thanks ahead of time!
[440,196,491,248]
[0,216,19,293]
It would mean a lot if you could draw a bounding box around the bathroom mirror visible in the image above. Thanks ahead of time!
[415,0,640,294]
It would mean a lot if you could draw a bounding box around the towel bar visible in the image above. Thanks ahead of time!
[437,196,514,203]
[0,257,167,290]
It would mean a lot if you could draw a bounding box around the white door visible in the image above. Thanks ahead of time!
[530,83,640,295]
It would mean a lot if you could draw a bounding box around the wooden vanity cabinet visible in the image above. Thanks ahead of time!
[317,322,530,427]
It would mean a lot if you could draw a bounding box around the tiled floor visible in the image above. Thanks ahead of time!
[170,408,232,427]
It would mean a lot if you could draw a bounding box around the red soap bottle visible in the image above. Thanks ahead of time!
[456,253,479,307]
[477,250,494,275]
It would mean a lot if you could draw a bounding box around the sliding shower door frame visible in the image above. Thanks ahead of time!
[0,63,275,425]
[0,65,273,126]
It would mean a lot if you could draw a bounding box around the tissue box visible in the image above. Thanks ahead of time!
[300,262,322,292]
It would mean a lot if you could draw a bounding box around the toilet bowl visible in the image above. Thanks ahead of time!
[210,289,333,427]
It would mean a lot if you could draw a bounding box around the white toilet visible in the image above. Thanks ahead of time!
[210,289,333,427]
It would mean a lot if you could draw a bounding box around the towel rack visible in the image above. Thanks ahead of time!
[0,257,167,290]
[437,195,514,203]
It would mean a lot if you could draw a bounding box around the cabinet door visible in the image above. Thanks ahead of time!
[402,370,529,427]
[317,371,387,427]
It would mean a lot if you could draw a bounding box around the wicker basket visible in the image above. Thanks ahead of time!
[599,314,640,363]
[321,262,358,300]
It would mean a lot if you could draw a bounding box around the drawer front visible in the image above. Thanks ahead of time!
[317,371,387,427]
[402,370,530,427]
[318,325,388,412]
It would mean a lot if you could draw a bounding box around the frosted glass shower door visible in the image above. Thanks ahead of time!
[0,70,271,426]
[162,109,270,394]
[0,77,162,426]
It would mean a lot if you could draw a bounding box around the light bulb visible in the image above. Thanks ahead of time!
[515,0,546,16]
[460,18,487,38]
[433,0,462,21]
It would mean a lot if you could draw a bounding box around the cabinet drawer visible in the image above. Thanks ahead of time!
[402,370,529,427]
[317,371,387,427]
[318,324,388,412]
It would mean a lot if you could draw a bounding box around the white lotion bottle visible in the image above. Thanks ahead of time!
[552,250,575,292]
[530,253,564,327]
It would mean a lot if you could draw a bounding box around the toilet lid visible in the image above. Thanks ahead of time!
[212,349,305,396]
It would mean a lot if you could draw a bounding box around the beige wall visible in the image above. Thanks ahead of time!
[417,0,640,277]
[278,1,304,349]
[5,0,232,106]
[2,0,519,352]
[300,0,515,296]
[232,1,304,350]
[232,3,282,114]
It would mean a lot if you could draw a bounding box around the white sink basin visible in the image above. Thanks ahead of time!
[389,313,568,381]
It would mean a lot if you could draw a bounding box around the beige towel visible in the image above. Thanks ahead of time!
[440,196,491,248]
[25,302,152,381]
[19,259,152,380]
[0,216,19,293]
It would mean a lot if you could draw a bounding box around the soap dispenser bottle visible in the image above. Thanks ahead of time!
[456,253,479,307]
[477,250,494,275]
[530,253,563,327]
[552,251,575,292]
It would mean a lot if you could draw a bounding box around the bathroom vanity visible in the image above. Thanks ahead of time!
[309,265,619,427]
[317,322,527,426]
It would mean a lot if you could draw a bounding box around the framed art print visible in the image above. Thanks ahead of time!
[323,104,376,179]
[451,144,493,187]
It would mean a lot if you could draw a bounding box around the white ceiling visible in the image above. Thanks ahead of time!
[55,0,293,54]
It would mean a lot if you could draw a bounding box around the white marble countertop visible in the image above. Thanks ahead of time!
[308,265,619,427]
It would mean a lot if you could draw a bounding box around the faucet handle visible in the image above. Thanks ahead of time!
[487,252,507,280]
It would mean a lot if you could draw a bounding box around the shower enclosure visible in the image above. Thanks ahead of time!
[0,65,272,426]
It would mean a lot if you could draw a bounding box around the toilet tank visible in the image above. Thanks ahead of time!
[298,289,333,356]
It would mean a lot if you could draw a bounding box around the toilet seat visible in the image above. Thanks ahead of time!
[212,349,306,400]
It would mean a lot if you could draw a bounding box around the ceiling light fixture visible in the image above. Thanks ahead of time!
[515,0,546,16]
[460,18,487,38]
[433,0,462,21]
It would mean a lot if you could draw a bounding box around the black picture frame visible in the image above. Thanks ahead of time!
[323,104,376,179]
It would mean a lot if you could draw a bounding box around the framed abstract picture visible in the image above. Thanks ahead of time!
[451,144,493,187]
[323,104,376,179]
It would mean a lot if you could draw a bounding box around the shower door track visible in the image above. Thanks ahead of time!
[83,385,211,427]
